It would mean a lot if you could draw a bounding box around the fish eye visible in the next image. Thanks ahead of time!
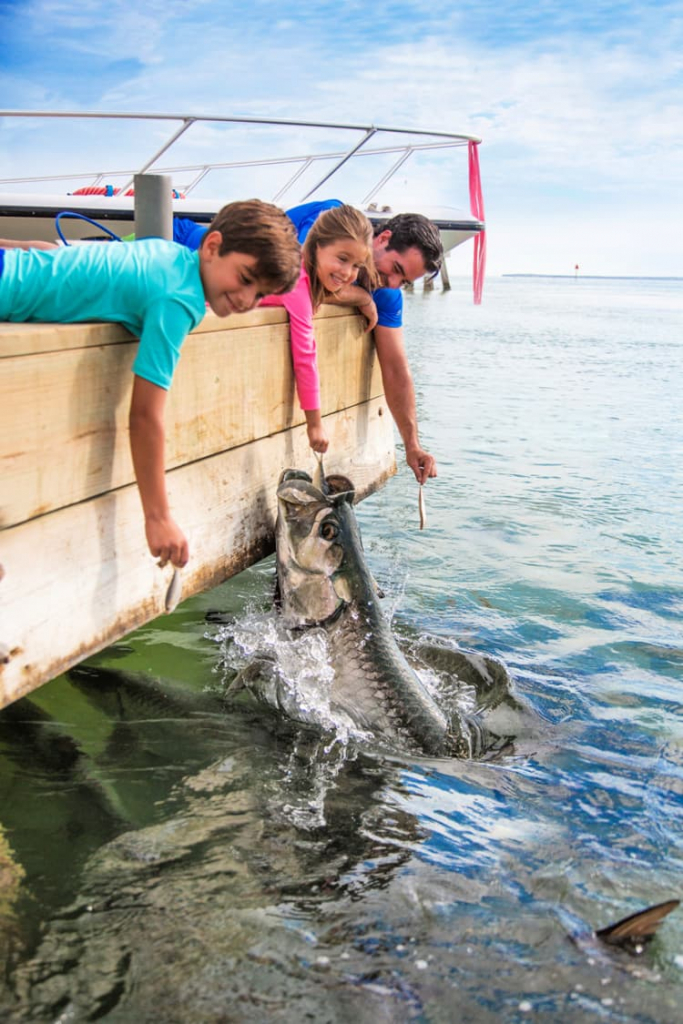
[319,521,339,541]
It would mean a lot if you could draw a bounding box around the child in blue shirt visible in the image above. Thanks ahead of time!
[0,200,301,569]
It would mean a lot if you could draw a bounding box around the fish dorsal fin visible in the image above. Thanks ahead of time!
[596,899,680,948]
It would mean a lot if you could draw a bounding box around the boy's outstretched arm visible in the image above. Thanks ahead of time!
[129,376,189,568]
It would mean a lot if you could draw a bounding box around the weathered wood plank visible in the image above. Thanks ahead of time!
[1,307,383,527]
[0,399,395,708]
[0,305,350,357]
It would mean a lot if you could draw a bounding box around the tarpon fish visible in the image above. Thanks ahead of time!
[265,468,525,757]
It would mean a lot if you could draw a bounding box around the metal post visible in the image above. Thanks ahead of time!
[134,173,173,240]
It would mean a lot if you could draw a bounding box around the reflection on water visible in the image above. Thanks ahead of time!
[1,278,682,1022]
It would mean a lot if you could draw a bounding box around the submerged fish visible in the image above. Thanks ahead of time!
[230,468,526,758]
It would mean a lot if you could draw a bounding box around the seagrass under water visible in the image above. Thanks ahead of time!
[0,276,682,1022]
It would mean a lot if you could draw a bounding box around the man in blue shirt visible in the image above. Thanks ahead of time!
[285,199,443,485]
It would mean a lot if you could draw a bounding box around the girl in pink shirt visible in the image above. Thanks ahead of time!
[260,204,378,452]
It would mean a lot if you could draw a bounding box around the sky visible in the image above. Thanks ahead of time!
[1,0,682,276]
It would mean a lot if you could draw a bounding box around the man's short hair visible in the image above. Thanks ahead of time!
[206,200,301,294]
[375,213,443,279]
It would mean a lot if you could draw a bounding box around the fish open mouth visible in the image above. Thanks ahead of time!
[277,468,355,502]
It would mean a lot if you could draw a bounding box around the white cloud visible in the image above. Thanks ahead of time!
[2,1,682,274]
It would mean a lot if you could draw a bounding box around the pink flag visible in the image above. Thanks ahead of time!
[468,141,486,305]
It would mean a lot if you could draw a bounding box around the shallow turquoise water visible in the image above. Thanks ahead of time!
[1,276,682,1022]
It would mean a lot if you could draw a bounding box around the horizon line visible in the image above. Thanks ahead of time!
[501,273,682,281]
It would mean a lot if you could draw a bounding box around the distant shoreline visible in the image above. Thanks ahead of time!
[502,274,682,281]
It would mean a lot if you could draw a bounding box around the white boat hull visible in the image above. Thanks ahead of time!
[0,192,483,253]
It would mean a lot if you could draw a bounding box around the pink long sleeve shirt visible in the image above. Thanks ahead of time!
[259,266,320,411]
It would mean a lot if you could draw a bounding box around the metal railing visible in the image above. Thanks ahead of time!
[0,110,481,206]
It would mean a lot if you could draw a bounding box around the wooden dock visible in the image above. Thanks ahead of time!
[0,306,396,708]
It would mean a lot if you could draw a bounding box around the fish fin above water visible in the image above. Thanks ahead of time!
[404,638,538,757]
[411,640,519,709]
[596,899,680,950]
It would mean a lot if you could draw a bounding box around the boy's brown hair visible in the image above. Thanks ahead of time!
[206,200,301,294]
[303,204,379,309]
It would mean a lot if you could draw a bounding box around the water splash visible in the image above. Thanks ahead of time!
[211,607,373,748]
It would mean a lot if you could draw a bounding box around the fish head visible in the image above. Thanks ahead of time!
[275,469,361,627]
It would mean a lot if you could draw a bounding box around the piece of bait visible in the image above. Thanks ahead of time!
[418,485,426,530]
[313,451,326,494]
[164,569,183,613]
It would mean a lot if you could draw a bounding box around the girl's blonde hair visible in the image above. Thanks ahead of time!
[303,204,379,310]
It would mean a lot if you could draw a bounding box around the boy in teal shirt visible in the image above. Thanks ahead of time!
[0,200,301,569]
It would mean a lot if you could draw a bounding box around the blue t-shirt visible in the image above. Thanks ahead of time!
[173,217,209,251]
[168,199,404,328]
[285,199,403,329]
[367,286,402,329]
[0,239,206,390]
[285,199,343,243]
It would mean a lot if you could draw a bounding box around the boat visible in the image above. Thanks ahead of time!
[0,111,485,708]
[0,111,485,274]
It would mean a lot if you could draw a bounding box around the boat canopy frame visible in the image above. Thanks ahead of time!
[0,109,481,207]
